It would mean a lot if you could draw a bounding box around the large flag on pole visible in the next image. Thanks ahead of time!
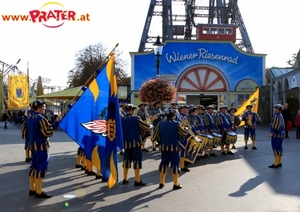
[7,75,29,110]
[59,53,123,188]
[235,87,260,126]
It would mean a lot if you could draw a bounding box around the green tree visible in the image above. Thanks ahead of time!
[287,53,297,67]
[68,42,130,87]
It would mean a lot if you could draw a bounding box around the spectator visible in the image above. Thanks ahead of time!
[295,110,300,139]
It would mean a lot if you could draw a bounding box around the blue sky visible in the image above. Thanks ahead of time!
[0,0,299,87]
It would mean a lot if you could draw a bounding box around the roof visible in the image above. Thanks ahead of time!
[36,86,83,100]
[268,68,295,78]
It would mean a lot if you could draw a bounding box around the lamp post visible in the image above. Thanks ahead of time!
[153,35,164,78]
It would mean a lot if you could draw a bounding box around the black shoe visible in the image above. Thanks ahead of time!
[213,145,217,148]
[286,136,290,138]
[86,171,96,176]
[25,158,31,162]
[142,149,150,152]
[221,152,226,155]
[159,183,164,189]
[226,151,234,155]
[268,164,279,168]
[134,180,146,186]
[173,184,182,190]
[278,163,282,167]
[232,146,236,149]
[152,148,156,151]
[209,153,217,157]
[181,167,190,172]
[75,164,82,168]
[4,126,7,129]
[252,146,257,150]
[203,154,209,158]
[29,190,36,196]
[81,167,86,170]
[35,191,51,198]
[122,179,129,185]
[119,151,124,155]
[95,175,103,179]
[244,146,248,150]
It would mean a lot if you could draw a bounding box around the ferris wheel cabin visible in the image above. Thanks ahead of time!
[196,24,237,43]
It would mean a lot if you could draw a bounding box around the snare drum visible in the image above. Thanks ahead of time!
[226,131,237,145]
[206,134,214,149]
[212,132,222,147]
[185,136,203,164]
[199,134,208,148]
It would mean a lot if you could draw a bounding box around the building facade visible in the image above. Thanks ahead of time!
[131,40,266,109]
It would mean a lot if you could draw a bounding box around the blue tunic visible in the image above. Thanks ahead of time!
[21,111,59,178]
[270,112,284,155]
[153,118,188,174]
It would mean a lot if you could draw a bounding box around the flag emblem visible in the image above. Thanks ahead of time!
[107,118,116,141]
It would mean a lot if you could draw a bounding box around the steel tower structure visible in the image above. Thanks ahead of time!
[138,0,254,53]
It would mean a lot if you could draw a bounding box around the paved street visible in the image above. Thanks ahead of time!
[0,121,300,212]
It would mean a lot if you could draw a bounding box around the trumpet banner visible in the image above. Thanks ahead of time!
[8,75,29,110]
[235,88,260,126]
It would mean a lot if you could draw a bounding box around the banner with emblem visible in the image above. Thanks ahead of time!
[235,87,260,126]
[7,75,29,110]
[59,53,123,188]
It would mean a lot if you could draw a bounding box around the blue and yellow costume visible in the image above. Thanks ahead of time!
[203,105,217,156]
[121,104,150,185]
[269,104,285,168]
[152,109,188,189]
[24,108,34,162]
[242,105,261,150]
[137,103,152,152]
[217,105,233,155]
[150,101,163,151]
[177,106,190,171]
[229,108,241,149]
[21,100,60,198]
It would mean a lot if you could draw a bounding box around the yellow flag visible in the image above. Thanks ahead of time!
[8,75,29,110]
[235,88,259,126]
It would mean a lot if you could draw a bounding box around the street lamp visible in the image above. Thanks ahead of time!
[153,35,164,77]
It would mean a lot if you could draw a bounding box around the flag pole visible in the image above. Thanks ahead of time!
[63,43,119,114]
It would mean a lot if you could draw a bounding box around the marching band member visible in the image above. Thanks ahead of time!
[119,103,127,118]
[242,104,261,150]
[137,103,152,152]
[229,108,241,149]
[268,104,285,168]
[217,105,234,155]
[25,104,34,162]
[21,100,62,198]
[152,109,188,190]
[170,102,179,115]
[195,105,206,134]
[150,101,163,151]
[119,103,126,155]
[203,105,218,157]
[121,104,151,186]
[188,106,200,134]
[177,105,190,172]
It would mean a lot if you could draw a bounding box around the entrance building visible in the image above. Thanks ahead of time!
[130,40,266,109]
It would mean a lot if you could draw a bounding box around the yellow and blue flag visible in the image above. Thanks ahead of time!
[59,53,123,188]
[8,75,29,110]
[235,87,260,126]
